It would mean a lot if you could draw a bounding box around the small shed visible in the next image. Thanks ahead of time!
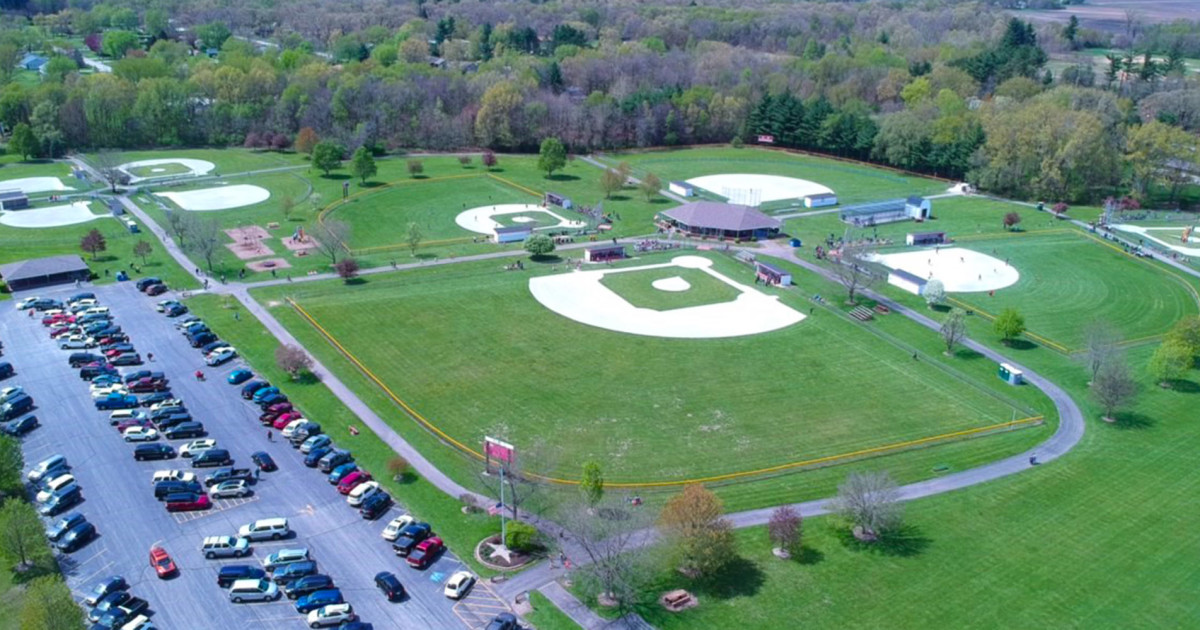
[18,54,47,72]
[755,261,792,286]
[803,192,838,208]
[669,181,695,197]
[905,196,932,221]
[998,362,1024,385]
[0,190,29,211]
[493,225,533,244]
[584,244,626,263]
[906,231,946,246]
[544,192,573,209]
[887,269,928,296]
[0,255,90,291]
[107,199,125,216]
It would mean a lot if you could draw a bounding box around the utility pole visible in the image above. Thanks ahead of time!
[499,464,507,546]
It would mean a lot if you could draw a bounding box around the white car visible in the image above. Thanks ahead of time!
[118,614,155,630]
[149,399,184,412]
[209,480,251,498]
[155,300,179,313]
[0,386,24,405]
[81,306,110,316]
[36,474,76,503]
[205,347,237,366]
[381,514,416,541]
[122,426,159,442]
[59,336,96,349]
[346,481,381,507]
[179,439,217,458]
[443,571,476,599]
[16,297,40,310]
[307,603,356,628]
[281,419,306,440]
[152,470,196,485]
[91,384,128,398]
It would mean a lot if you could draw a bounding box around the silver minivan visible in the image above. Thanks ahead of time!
[238,517,289,541]
[228,578,279,603]
[27,454,67,482]
[202,535,251,559]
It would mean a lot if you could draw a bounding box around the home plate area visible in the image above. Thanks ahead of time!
[170,494,259,524]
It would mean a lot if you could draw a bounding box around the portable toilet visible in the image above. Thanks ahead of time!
[125,219,140,234]
[998,362,1023,385]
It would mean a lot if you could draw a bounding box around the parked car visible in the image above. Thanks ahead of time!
[174,315,201,329]
[155,412,193,430]
[318,449,352,473]
[36,473,77,503]
[183,322,209,337]
[406,536,443,569]
[164,422,206,440]
[45,512,87,541]
[273,412,304,430]
[295,588,343,614]
[360,491,392,520]
[27,454,68,483]
[202,535,251,559]
[134,444,175,461]
[95,393,139,410]
[381,515,416,542]
[261,547,309,572]
[58,336,95,350]
[252,386,281,403]
[69,351,105,366]
[0,362,13,380]
[89,592,132,623]
[1,393,34,420]
[145,283,168,296]
[154,481,203,500]
[327,462,358,484]
[84,576,127,606]
[191,448,230,468]
[200,339,232,354]
[79,364,117,380]
[271,560,318,585]
[374,571,405,601]
[306,603,355,628]
[283,575,336,601]
[337,471,372,495]
[301,434,332,454]
[149,546,177,578]
[188,332,216,348]
[138,391,175,407]
[122,425,159,442]
[155,299,180,313]
[209,479,252,498]
[250,451,277,471]
[135,277,162,291]
[1,413,38,436]
[239,517,289,541]
[165,493,211,512]
[241,381,269,399]
[443,571,476,599]
[55,521,96,552]
[304,446,333,468]
[257,393,288,409]
[227,368,253,385]
[485,613,520,630]
[179,439,217,458]
[165,303,188,317]
[103,344,137,358]
[391,523,432,557]
[128,378,168,393]
[229,578,279,603]
[205,347,237,366]
[151,470,196,485]
[38,486,82,516]
[204,467,254,487]
[110,353,143,366]
[116,418,154,433]
[217,565,266,588]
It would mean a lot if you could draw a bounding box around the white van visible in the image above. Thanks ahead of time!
[238,517,289,541]
[110,409,145,425]
[228,578,279,603]
[27,454,68,482]
[120,615,156,630]
[36,474,77,503]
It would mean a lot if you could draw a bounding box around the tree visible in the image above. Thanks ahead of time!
[279,195,295,221]
[275,344,313,380]
[311,142,344,176]
[640,173,662,201]
[350,147,376,184]
[537,137,567,178]
[829,240,878,304]
[387,456,409,481]
[91,151,131,193]
[560,494,658,617]
[196,22,232,49]
[1064,15,1079,48]
[1083,321,1121,383]
[993,308,1026,345]
[940,308,968,355]
[833,470,902,542]
[1148,339,1191,388]
[658,484,737,577]
[458,155,472,168]
[767,505,802,556]
[312,218,351,265]
[923,279,946,309]
[600,168,624,198]
[482,150,498,171]
[8,123,38,160]
[1127,120,1197,202]
[334,257,360,283]
[18,576,82,630]
[80,228,106,261]
[132,240,153,265]
[0,499,46,569]
[295,127,319,155]
[186,217,222,273]
[405,222,423,257]
[504,521,540,552]
[1091,356,1137,422]
[164,210,194,250]
[1003,211,1022,231]
[101,31,139,59]
[1165,316,1200,362]
[525,233,556,258]
[0,435,21,501]
[406,159,424,178]
[580,461,604,508]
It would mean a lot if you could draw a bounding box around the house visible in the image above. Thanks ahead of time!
[18,54,48,73]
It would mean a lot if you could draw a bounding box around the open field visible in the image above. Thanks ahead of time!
[600,265,741,311]
[0,156,84,195]
[126,161,194,178]
[85,148,306,176]
[1019,2,1200,32]
[258,251,1032,484]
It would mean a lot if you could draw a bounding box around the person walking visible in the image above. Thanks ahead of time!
[267,430,273,442]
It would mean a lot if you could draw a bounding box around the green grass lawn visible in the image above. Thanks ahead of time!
[493,209,564,229]
[127,162,195,178]
[0,156,78,190]
[600,266,740,311]
[525,591,582,630]
[258,252,1030,484]
[84,148,307,175]
[605,147,948,207]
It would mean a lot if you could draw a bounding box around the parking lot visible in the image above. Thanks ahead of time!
[3,281,512,629]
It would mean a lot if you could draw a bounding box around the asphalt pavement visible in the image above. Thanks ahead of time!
[2,281,511,630]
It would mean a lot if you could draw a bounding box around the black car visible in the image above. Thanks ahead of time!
[0,362,14,379]
[1,394,34,421]
[163,421,206,440]
[138,392,174,407]
[31,298,63,311]
[191,448,231,468]
[68,292,96,303]
[69,352,105,367]
[84,576,127,606]
[188,332,217,348]
[485,613,520,630]
[134,443,174,461]
[200,340,231,354]
[89,592,131,623]
[257,393,287,409]
[304,446,332,468]
[155,413,193,430]
[39,486,82,517]
[55,521,96,552]
[45,512,86,541]
[154,480,202,500]
[359,491,392,520]
[374,571,405,602]
[241,381,269,399]
[124,370,166,384]
[165,304,188,317]
[79,364,117,380]
[251,451,277,471]
[135,277,162,291]
[283,574,335,600]
[217,565,266,588]
[391,523,432,557]
[149,406,187,421]
[1,414,38,436]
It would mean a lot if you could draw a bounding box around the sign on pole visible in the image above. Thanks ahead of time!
[757,134,775,144]
[485,436,516,470]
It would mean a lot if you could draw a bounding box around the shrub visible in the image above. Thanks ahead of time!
[504,521,540,552]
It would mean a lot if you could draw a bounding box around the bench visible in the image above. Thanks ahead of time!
[932,464,951,474]
[660,589,696,611]
[849,306,874,321]
[874,304,890,314]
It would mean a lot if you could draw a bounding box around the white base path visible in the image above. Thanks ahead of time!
[529,255,804,339]
[120,158,216,183]
[0,176,73,194]
[1110,224,1200,256]
[456,203,586,235]
[867,247,1018,293]
[685,173,833,204]
[158,184,270,211]
[0,201,102,228]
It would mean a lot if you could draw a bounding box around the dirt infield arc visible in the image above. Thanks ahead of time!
[288,298,1044,489]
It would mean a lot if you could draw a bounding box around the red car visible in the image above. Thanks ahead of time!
[259,412,280,426]
[145,284,168,296]
[337,471,371,495]
[51,326,79,339]
[116,418,154,432]
[165,494,211,512]
[273,412,303,430]
[42,313,74,326]
[128,378,168,393]
[267,402,293,415]
[150,546,177,578]
[406,537,444,569]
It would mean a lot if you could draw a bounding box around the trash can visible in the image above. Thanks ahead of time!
[790,238,802,248]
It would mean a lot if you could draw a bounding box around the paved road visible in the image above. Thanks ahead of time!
[3,282,509,629]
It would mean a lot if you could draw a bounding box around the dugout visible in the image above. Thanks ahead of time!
[584,244,626,263]
[0,190,29,211]
[887,269,928,296]
[803,192,838,208]
[545,192,573,209]
[755,261,791,286]
[669,181,695,197]
[906,231,946,246]
[494,225,533,244]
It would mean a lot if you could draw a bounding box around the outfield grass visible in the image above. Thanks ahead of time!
[127,162,195,178]
[600,266,740,311]
[258,252,1030,484]
[606,147,948,207]
[0,156,84,196]
[88,148,307,174]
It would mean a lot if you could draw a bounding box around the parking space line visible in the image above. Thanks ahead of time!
[453,580,512,629]
[170,495,260,524]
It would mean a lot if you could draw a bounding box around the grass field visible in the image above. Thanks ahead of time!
[600,266,740,311]
[259,252,1031,484]
[0,156,83,196]
[88,148,306,175]
[525,591,582,630]
[127,162,195,178]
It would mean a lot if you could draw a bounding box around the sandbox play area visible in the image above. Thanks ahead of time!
[868,247,1019,293]
[158,184,271,211]
[685,173,834,206]
[120,158,216,183]
[0,201,102,228]
[529,255,805,338]
[455,203,587,235]
[0,176,73,194]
